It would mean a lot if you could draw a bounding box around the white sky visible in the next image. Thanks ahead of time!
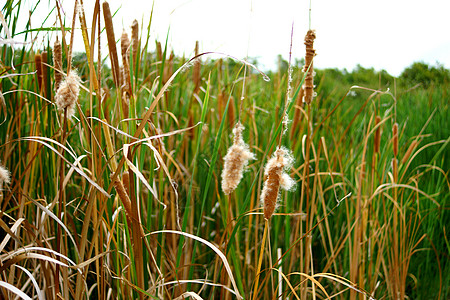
[12,0,450,77]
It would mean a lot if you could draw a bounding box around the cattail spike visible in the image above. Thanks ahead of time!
[261,147,295,220]
[41,51,48,98]
[34,52,43,91]
[156,41,162,62]
[121,30,132,117]
[302,29,316,104]
[53,38,63,93]
[102,1,120,87]
[112,174,133,226]
[163,51,174,84]
[131,19,139,62]
[401,140,418,165]
[193,41,201,95]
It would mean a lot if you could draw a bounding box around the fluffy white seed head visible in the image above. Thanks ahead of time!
[55,70,81,118]
[0,163,11,186]
[221,122,255,195]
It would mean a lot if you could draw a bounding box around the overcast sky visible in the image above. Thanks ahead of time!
[15,0,450,77]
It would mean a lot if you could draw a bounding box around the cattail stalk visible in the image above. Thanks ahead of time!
[252,219,269,300]
[290,88,305,141]
[221,122,255,195]
[302,30,316,104]
[393,122,399,157]
[374,115,381,154]
[392,158,398,183]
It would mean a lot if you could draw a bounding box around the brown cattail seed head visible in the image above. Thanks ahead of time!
[374,115,381,154]
[156,41,163,61]
[0,163,11,187]
[41,51,48,98]
[55,70,81,118]
[121,30,132,117]
[131,19,139,62]
[302,30,316,104]
[53,39,63,92]
[261,147,295,220]
[163,51,175,84]
[401,140,418,165]
[103,1,120,87]
[34,52,43,91]
[193,41,201,95]
[112,174,133,226]
[221,123,255,195]
[393,122,399,157]
[121,31,130,61]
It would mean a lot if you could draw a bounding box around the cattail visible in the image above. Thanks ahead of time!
[121,31,131,117]
[121,30,131,78]
[217,92,236,130]
[302,30,316,104]
[228,95,235,125]
[156,41,162,62]
[221,122,256,195]
[193,41,201,95]
[102,1,120,87]
[163,51,174,84]
[0,163,11,187]
[55,70,81,118]
[401,140,418,165]
[34,52,43,91]
[131,19,139,62]
[122,171,130,197]
[218,90,226,120]
[393,122,398,157]
[41,51,48,98]
[53,38,63,92]
[261,147,295,220]
[374,115,381,154]
[112,174,132,226]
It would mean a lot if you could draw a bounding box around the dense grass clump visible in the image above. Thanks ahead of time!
[0,1,448,299]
